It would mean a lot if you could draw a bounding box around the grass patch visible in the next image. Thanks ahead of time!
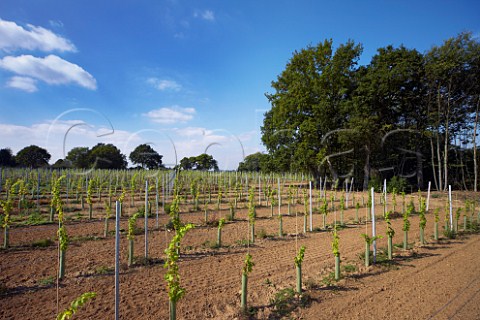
[202,240,219,249]
[235,238,249,247]
[342,264,356,273]
[37,276,55,286]
[257,228,274,239]
[269,287,311,318]
[94,265,114,275]
[31,238,54,248]
[321,272,337,286]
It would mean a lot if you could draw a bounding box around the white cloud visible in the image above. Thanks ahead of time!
[194,10,215,21]
[143,106,195,124]
[147,77,181,91]
[0,120,141,164]
[0,54,97,90]
[0,19,76,52]
[6,76,37,92]
[0,119,261,170]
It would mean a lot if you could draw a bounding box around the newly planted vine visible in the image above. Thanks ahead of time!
[332,225,340,280]
[294,246,306,293]
[127,212,140,267]
[164,223,195,320]
[241,253,254,313]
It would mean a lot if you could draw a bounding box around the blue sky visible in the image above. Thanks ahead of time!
[0,0,479,169]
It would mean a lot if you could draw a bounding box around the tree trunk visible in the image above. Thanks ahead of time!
[430,137,439,190]
[444,116,449,191]
[474,97,479,192]
[416,143,424,190]
[363,145,371,191]
[436,89,443,191]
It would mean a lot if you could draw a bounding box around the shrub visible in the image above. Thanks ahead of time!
[387,176,407,193]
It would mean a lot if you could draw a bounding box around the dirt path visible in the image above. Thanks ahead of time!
[302,233,480,320]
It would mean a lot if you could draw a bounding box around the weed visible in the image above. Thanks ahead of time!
[269,287,312,318]
[443,227,456,239]
[94,266,114,275]
[31,238,54,248]
[321,272,337,286]
[342,264,356,273]
[38,276,55,286]
[235,239,249,247]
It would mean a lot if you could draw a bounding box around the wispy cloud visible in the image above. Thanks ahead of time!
[0,19,76,52]
[0,54,97,90]
[143,106,195,124]
[194,10,215,22]
[6,76,38,92]
[147,77,182,91]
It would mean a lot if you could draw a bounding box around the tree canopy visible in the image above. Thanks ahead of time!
[15,145,51,168]
[129,144,164,169]
[262,33,480,191]
[88,143,127,169]
[237,152,270,172]
[179,154,219,171]
[0,148,16,167]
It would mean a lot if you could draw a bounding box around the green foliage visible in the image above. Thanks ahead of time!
[127,213,141,240]
[179,153,219,171]
[15,145,51,168]
[237,152,271,172]
[262,39,363,177]
[218,218,225,230]
[56,292,97,320]
[385,210,395,237]
[331,226,340,257]
[129,144,164,169]
[387,176,407,193]
[419,197,427,230]
[38,276,55,286]
[403,201,413,232]
[164,223,195,303]
[242,253,254,275]
[57,226,69,251]
[247,187,256,225]
[269,287,311,317]
[360,233,383,244]
[32,238,54,248]
[434,208,440,223]
[294,245,306,267]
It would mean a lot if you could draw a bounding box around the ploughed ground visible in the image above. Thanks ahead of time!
[1,191,479,319]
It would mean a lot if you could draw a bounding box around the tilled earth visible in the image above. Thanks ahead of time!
[0,192,479,319]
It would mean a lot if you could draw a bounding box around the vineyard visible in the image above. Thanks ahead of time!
[1,168,480,319]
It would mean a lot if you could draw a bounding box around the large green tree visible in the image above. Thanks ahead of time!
[88,143,127,169]
[179,154,219,171]
[129,144,164,169]
[15,145,51,168]
[424,32,479,191]
[0,148,16,167]
[350,45,427,189]
[66,147,91,169]
[262,39,363,181]
[237,152,270,172]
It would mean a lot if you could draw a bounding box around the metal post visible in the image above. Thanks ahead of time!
[371,187,376,263]
[115,201,120,320]
[426,181,431,212]
[309,181,312,232]
[145,179,149,260]
[449,185,453,229]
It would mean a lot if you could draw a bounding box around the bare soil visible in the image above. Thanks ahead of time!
[1,191,479,319]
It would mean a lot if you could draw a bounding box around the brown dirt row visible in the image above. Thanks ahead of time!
[0,193,479,319]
